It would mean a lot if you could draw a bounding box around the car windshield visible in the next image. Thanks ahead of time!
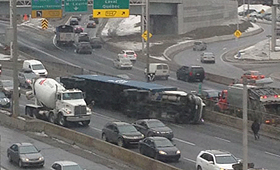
[126,52,135,55]
[2,81,13,87]
[154,138,174,148]
[62,92,83,100]
[206,91,219,98]
[24,73,37,79]
[118,125,138,133]
[0,92,6,98]
[32,64,45,70]
[63,165,83,170]
[215,155,238,164]
[147,120,165,128]
[204,53,214,57]
[19,145,39,154]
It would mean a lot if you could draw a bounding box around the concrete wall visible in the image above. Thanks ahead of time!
[177,0,237,34]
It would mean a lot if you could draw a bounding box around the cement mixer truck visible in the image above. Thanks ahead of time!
[25,78,92,127]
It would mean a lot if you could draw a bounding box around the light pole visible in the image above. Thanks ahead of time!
[267,35,271,60]
[145,0,150,82]
[242,77,248,170]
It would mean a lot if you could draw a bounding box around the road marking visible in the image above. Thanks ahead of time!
[92,127,102,132]
[183,157,196,163]
[265,151,280,158]
[173,138,195,146]
[214,136,231,143]
[92,112,120,121]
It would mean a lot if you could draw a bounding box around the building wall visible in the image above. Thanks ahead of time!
[177,0,237,35]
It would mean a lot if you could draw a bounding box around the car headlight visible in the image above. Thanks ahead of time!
[39,157,44,160]
[141,134,144,138]
[176,150,181,154]
[159,151,167,155]
[22,158,29,161]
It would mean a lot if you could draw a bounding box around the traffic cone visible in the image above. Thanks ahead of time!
[23,14,28,21]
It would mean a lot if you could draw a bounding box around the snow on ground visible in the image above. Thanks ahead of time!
[238,4,271,13]
[244,22,260,32]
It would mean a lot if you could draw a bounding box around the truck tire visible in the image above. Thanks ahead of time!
[25,107,33,117]
[48,112,55,124]
[58,113,67,127]
[81,120,90,126]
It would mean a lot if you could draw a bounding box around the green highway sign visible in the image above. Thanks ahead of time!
[32,0,62,10]
[94,0,130,9]
[65,0,88,12]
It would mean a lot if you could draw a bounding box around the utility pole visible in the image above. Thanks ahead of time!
[141,0,145,54]
[271,4,276,51]
[145,0,150,82]
[12,0,19,118]
[242,77,248,170]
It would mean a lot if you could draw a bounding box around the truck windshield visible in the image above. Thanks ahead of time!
[63,92,83,100]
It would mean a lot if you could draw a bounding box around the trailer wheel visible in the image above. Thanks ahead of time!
[81,120,90,126]
[58,113,67,127]
[48,112,55,124]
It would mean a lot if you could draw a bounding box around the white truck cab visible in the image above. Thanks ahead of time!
[23,60,48,77]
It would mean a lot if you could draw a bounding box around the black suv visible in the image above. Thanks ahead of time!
[176,66,205,82]
[101,121,144,147]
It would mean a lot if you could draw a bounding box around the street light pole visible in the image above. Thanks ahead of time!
[242,77,248,170]
[146,0,150,82]
[141,0,145,54]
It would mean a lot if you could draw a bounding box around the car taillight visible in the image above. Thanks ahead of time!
[124,54,127,57]
[260,75,265,78]
[134,54,137,57]
[189,72,193,76]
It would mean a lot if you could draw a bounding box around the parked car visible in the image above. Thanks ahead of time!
[51,161,83,170]
[176,66,205,82]
[138,137,180,162]
[113,58,133,69]
[69,18,79,26]
[200,52,215,63]
[90,37,103,48]
[75,42,92,54]
[86,21,96,28]
[144,63,170,80]
[72,14,82,21]
[0,91,11,108]
[74,25,84,33]
[241,70,265,80]
[101,121,144,147]
[117,50,137,63]
[18,69,38,89]
[133,119,173,140]
[193,41,207,51]
[196,150,239,170]
[7,143,45,168]
[0,80,21,98]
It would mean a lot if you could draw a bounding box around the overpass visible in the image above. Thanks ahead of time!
[0,0,237,35]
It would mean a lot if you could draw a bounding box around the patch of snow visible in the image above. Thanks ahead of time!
[101,15,140,37]
[0,53,11,60]
[238,4,271,13]
[150,55,167,61]
[244,22,260,32]
[34,132,48,137]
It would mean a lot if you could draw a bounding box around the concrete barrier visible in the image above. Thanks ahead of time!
[0,113,181,170]
[205,73,234,85]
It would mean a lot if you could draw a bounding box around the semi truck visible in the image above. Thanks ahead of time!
[55,25,75,46]
[25,78,92,127]
[59,75,205,124]
[215,84,280,124]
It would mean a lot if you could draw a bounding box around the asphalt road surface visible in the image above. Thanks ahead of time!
[1,18,280,170]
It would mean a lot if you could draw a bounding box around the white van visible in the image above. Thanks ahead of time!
[145,63,170,80]
[22,60,48,77]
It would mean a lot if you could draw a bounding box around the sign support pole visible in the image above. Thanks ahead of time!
[141,0,145,54]
[146,0,150,82]
[242,77,248,170]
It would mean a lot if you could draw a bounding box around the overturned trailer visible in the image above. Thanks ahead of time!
[60,75,205,123]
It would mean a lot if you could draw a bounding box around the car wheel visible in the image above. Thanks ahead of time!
[197,165,202,170]
[8,154,12,162]
[102,133,108,142]
[200,78,204,82]
[117,138,125,147]
[18,159,23,168]
[81,120,90,126]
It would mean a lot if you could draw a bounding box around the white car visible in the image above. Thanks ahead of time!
[51,161,84,170]
[113,58,133,69]
[196,150,239,170]
[117,50,137,63]
[200,52,215,63]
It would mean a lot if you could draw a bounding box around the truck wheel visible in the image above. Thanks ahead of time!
[58,114,67,127]
[25,107,33,117]
[48,112,55,124]
[81,120,90,126]
[102,133,108,142]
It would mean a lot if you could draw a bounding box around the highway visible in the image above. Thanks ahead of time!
[0,16,280,170]
[0,124,130,170]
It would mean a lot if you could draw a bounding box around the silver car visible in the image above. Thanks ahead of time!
[200,52,215,63]
[0,80,21,98]
[18,70,38,89]
[113,58,133,69]
[117,50,137,63]
[193,41,207,51]
[7,143,45,168]
[0,91,10,108]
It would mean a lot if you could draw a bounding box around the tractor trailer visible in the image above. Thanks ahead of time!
[25,78,92,126]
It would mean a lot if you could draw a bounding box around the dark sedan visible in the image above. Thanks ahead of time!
[86,21,96,28]
[139,137,180,162]
[74,25,84,33]
[133,119,174,140]
[0,91,11,108]
[102,121,144,147]
[0,80,21,98]
[7,143,45,168]
[18,70,38,89]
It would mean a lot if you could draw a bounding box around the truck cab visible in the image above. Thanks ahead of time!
[216,90,228,111]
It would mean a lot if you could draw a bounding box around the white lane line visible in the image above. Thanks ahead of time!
[173,138,195,146]
[92,127,102,132]
[265,151,280,158]
[92,112,120,121]
[183,157,196,163]
[214,137,231,143]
